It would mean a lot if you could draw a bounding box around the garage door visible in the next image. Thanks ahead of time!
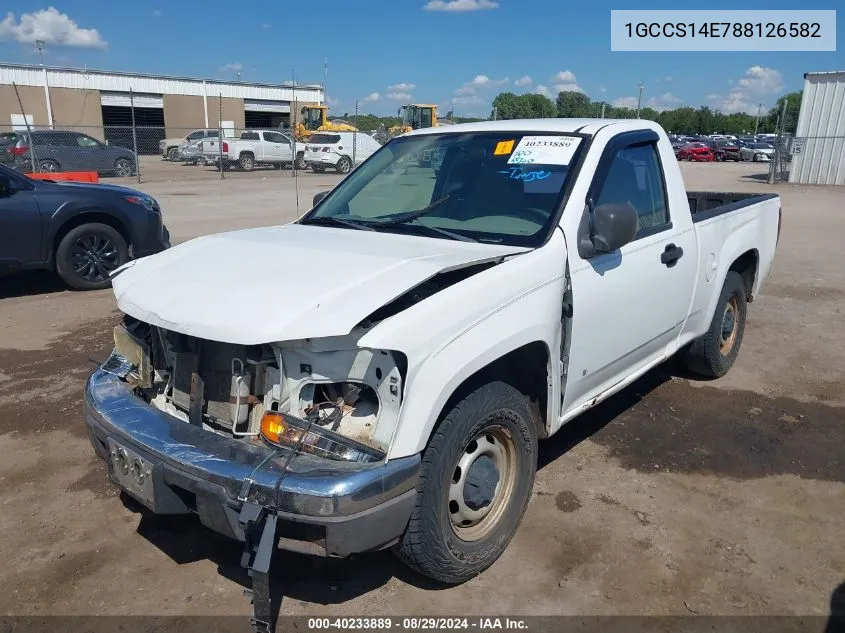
[244,99,290,113]
[100,92,164,108]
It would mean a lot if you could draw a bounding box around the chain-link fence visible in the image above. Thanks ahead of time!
[0,121,390,184]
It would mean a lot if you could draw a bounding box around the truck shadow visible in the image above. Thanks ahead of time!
[129,361,682,614]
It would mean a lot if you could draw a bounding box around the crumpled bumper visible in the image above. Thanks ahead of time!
[83,368,419,556]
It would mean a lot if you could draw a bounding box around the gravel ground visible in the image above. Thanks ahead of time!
[0,160,842,622]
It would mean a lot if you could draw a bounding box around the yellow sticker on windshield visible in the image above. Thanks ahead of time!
[494,140,515,155]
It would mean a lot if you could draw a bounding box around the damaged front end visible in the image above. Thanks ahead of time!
[106,315,406,464]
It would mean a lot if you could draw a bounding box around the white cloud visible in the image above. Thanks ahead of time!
[453,94,484,105]
[550,70,582,94]
[612,96,638,109]
[388,91,414,101]
[363,92,381,102]
[423,0,498,12]
[656,75,673,83]
[327,96,342,107]
[534,85,550,97]
[470,74,508,86]
[599,86,607,93]
[552,70,576,83]
[152,9,162,17]
[388,82,416,91]
[554,83,583,94]
[219,62,242,73]
[648,92,682,112]
[707,65,784,114]
[514,75,532,87]
[0,7,107,49]
[454,85,476,96]
[261,22,271,29]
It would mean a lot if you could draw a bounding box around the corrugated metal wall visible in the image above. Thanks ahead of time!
[0,64,322,105]
[789,71,845,186]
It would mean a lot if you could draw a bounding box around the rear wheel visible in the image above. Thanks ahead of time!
[683,271,747,378]
[55,223,129,291]
[167,147,180,161]
[38,159,60,173]
[336,156,352,174]
[394,381,537,584]
[239,153,255,171]
[294,152,307,170]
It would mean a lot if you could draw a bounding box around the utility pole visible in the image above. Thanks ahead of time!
[36,39,54,129]
[324,57,328,107]
[492,106,498,121]
[129,88,140,183]
[636,82,645,119]
[768,97,788,185]
[754,103,762,135]
[600,102,606,119]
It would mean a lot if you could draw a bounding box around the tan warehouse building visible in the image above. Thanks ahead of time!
[0,63,323,153]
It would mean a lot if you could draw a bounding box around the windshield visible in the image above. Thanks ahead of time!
[304,131,583,246]
[302,107,323,131]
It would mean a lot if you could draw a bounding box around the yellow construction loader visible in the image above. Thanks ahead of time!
[295,105,358,140]
[389,104,440,136]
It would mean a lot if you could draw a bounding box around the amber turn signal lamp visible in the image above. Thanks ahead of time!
[260,411,286,444]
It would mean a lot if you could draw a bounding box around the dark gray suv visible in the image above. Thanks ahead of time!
[12,130,136,177]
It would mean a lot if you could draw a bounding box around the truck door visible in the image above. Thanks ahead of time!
[263,131,291,163]
[561,130,696,415]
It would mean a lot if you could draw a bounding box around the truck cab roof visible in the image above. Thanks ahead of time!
[403,118,665,138]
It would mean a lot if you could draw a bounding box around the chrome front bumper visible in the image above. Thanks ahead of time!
[83,369,419,556]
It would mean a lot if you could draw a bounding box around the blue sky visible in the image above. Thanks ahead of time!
[0,1,841,117]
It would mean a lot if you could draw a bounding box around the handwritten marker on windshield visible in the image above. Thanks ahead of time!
[494,140,515,155]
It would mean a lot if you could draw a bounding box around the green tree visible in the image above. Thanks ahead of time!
[491,92,523,119]
[765,91,802,134]
[523,94,556,118]
[556,91,592,117]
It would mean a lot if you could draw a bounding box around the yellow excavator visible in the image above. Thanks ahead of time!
[295,105,358,140]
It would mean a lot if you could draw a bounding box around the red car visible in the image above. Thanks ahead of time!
[678,142,715,161]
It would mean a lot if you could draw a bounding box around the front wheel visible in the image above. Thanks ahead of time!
[55,223,129,290]
[336,156,352,174]
[114,158,134,177]
[167,147,180,161]
[683,271,747,378]
[394,381,537,584]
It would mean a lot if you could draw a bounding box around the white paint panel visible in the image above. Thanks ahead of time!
[10,113,34,130]
[100,91,163,108]
[0,63,323,104]
[789,70,845,186]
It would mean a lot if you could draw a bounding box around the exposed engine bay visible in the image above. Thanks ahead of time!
[115,315,404,460]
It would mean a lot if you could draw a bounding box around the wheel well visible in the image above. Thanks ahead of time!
[433,342,550,442]
[52,213,131,264]
[728,249,758,300]
[240,151,255,159]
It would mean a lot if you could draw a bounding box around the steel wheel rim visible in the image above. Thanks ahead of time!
[69,233,120,282]
[339,159,351,173]
[720,296,739,355]
[448,425,517,542]
[40,160,57,172]
[115,160,132,177]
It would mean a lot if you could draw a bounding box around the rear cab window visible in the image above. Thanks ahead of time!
[309,134,341,145]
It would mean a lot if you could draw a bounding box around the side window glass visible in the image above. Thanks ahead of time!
[187,131,202,141]
[594,143,669,235]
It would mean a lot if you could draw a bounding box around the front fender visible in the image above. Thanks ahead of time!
[360,231,568,460]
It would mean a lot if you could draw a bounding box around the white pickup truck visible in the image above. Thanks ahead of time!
[200,129,306,171]
[85,119,780,628]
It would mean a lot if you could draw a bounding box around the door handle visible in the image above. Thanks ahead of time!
[661,243,684,267]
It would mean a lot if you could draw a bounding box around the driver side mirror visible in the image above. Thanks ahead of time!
[578,202,638,258]
[313,191,329,206]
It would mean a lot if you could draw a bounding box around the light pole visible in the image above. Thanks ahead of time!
[636,82,645,119]
[754,103,762,135]
[36,39,54,129]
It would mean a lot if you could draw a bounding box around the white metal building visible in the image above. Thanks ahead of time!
[788,70,845,186]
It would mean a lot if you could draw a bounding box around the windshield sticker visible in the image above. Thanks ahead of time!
[507,136,582,166]
[494,140,515,155]
[498,167,552,182]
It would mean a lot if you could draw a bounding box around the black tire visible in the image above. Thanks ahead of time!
[394,381,537,584]
[336,156,352,174]
[39,159,60,173]
[55,223,129,291]
[240,153,255,171]
[167,147,180,161]
[114,158,134,177]
[294,152,307,170]
[683,271,747,378]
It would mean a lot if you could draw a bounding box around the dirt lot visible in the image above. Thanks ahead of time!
[0,160,843,621]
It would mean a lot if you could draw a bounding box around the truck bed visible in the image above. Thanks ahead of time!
[687,191,778,222]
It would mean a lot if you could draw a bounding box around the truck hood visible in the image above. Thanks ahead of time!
[112,223,527,345]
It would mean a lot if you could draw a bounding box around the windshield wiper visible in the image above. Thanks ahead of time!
[299,216,376,231]
[375,195,450,225]
[389,222,477,243]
